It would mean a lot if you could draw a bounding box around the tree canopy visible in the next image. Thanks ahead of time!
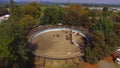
[40,7,65,25]
[20,2,41,18]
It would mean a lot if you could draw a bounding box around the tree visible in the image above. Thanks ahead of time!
[20,2,41,18]
[19,15,38,36]
[69,4,88,15]
[63,4,89,27]
[0,21,15,68]
[40,7,65,25]
[0,8,9,16]
[84,30,110,64]
[114,16,120,23]
[0,0,30,68]
[113,23,120,38]
[94,16,113,36]
[88,10,101,17]
[105,32,120,52]
[102,7,111,16]
[102,7,108,11]
[10,0,20,22]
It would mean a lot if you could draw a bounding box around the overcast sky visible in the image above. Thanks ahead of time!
[15,0,120,4]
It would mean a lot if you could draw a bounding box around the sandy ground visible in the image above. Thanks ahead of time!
[31,30,85,59]
[98,56,120,68]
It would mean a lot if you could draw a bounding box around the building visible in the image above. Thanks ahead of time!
[87,7,120,12]
[88,7,103,11]
[0,14,10,22]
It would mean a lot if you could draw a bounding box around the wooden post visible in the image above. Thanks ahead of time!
[65,59,67,64]
[50,59,53,64]
[72,58,76,64]
[79,56,83,62]
[43,58,46,64]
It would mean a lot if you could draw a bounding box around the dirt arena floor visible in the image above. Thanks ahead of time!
[31,30,85,59]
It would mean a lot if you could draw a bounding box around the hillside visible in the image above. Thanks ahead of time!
[0,0,9,4]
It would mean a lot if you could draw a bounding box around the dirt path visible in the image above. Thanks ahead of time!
[98,56,120,68]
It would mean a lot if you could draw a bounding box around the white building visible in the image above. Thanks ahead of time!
[88,7,120,12]
[0,14,10,22]
[88,7,103,11]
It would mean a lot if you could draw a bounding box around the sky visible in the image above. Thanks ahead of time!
[15,0,120,4]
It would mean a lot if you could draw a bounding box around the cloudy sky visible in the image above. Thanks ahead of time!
[15,0,120,4]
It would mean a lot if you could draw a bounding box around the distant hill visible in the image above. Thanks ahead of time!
[0,0,120,7]
[0,0,9,4]
[15,1,56,5]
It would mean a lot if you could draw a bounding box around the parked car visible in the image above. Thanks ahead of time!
[116,49,120,54]
[115,57,120,64]
[111,53,119,59]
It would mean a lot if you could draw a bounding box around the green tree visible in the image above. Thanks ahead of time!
[0,7,9,16]
[102,7,111,16]
[84,30,110,64]
[88,9,102,17]
[20,2,41,18]
[40,7,65,25]
[63,4,89,27]
[94,16,113,36]
[113,23,120,38]
[102,7,108,11]
[19,15,38,36]
[105,32,120,52]
[0,0,30,68]
[10,0,20,22]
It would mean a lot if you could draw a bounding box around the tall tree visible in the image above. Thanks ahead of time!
[102,7,108,11]
[10,0,20,22]
[20,2,41,18]
[84,30,110,64]
[63,4,89,27]
[40,7,65,25]
[19,15,38,36]
[94,16,113,36]
[0,0,29,68]
[105,32,120,52]
[113,23,120,38]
